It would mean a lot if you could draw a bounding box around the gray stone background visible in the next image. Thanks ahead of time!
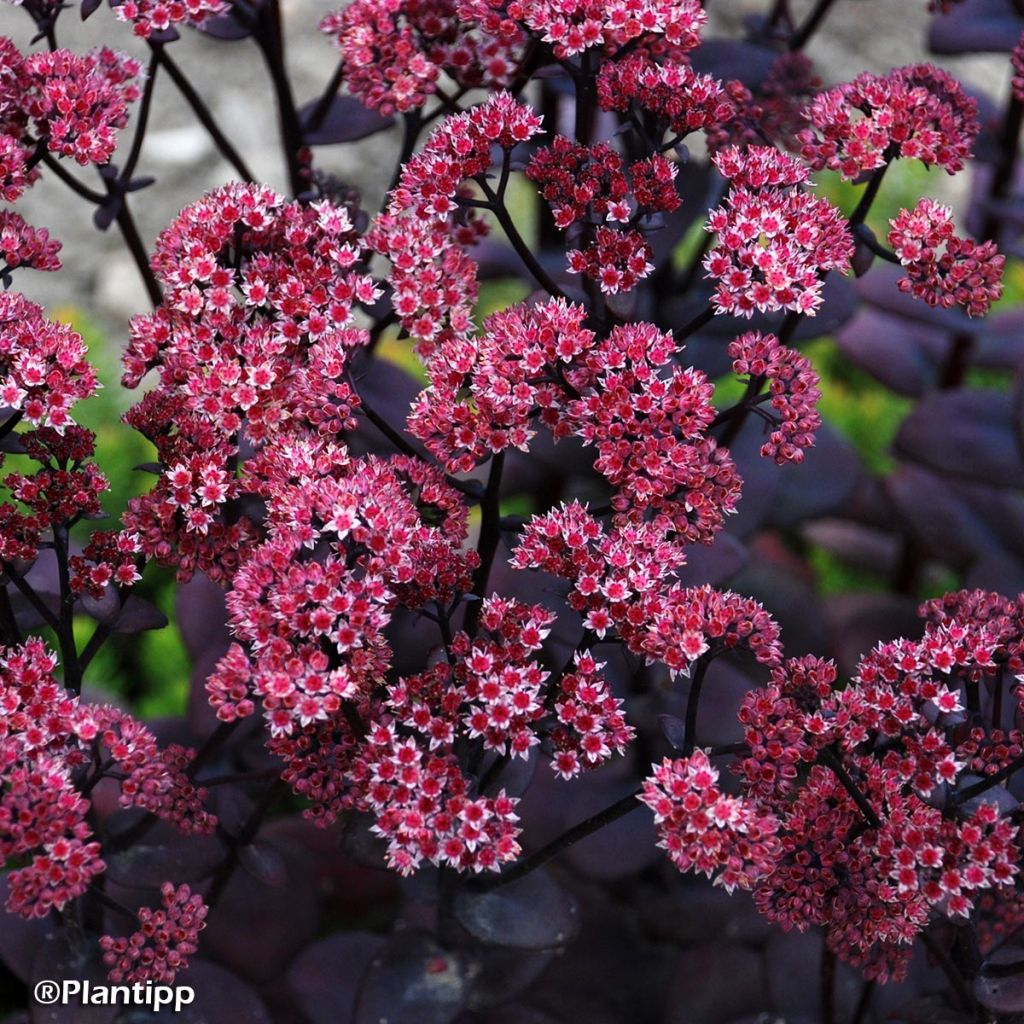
[0,0,1013,339]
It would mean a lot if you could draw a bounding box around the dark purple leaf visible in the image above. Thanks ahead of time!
[837,308,945,397]
[0,876,50,983]
[104,836,223,888]
[201,836,319,982]
[194,12,253,39]
[965,551,1024,597]
[884,465,1024,567]
[791,274,859,341]
[689,39,779,89]
[928,0,1023,53]
[658,713,687,750]
[238,840,289,888]
[30,934,116,1024]
[663,943,767,1024]
[285,933,387,1024]
[110,595,168,635]
[300,95,395,146]
[148,961,272,1023]
[454,870,579,950]
[975,945,1024,1013]
[78,585,121,624]
[974,308,1024,371]
[176,573,229,661]
[92,199,121,233]
[802,518,902,578]
[824,593,923,678]
[355,932,472,1024]
[724,423,862,528]
[465,946,554,1010]
[80,0,102,18]
[676,531,747,586]
[890,995,974,1024]
[894,390,1024,488]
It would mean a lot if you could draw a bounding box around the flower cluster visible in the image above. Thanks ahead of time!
[113,0,228,39]
[800,63,979,179]
[566,322,735,534]
[122,183,378,581]
[100,884,208,985]
[371,91,540,352]
[212,454,475,736]
[0,210,60,273]
[20,46,143,166]
[642,750,780,892]
[457,0,706,58]
[728,331,821,464]
[0,292,97,432]
[408,297,591,470]
[0,639,216,918]
[567,226,654,295]
[321,0,521,115]
[596,53,734,141]
[646,591,1024,981]
[704,147,853,317]
[550,650,634,779]
[888,199,1004,317]
[706,53,819,154]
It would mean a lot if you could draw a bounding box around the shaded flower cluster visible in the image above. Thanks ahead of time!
[457,0,706,59]
[100,883,208,984]
[727,331,821,465]
[800,63,979,179]
[321,0,521,115]
[888,199,1004,317]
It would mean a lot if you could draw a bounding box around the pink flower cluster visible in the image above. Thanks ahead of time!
[641,750,780,893]
[646,591,1024,981]
[800,63,979,179]
[458,0,706,58]
[100,883,208,984]
[210,453,476,736]
[704,147,853,317]
[512,504,780,675]
[321,0,521,115]
[371,92,540,352]
[728,331,821,464]
[888,199,1004,317]
[0,639,214,919]
[0,292,97,432]
[122,183,378,581]
[114,0,228,39]
[706,53,819,154]
[0,210,60,273]
[597,54,734,141]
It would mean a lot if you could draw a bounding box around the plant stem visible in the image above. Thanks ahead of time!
[789,0,838,50]
[952,751,1024,808]
[478,175,567,300]
[52,524,82,695]
[122,51,160,183]
[113,199,162,307]
[256,0,306,197]
[818,748,881,828]
[465,450,505,635]
[821,944,837,1024]
[470,787,642,891]
[152,45,255,182]
[682,653,711,755]
[920,929,979,1017]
